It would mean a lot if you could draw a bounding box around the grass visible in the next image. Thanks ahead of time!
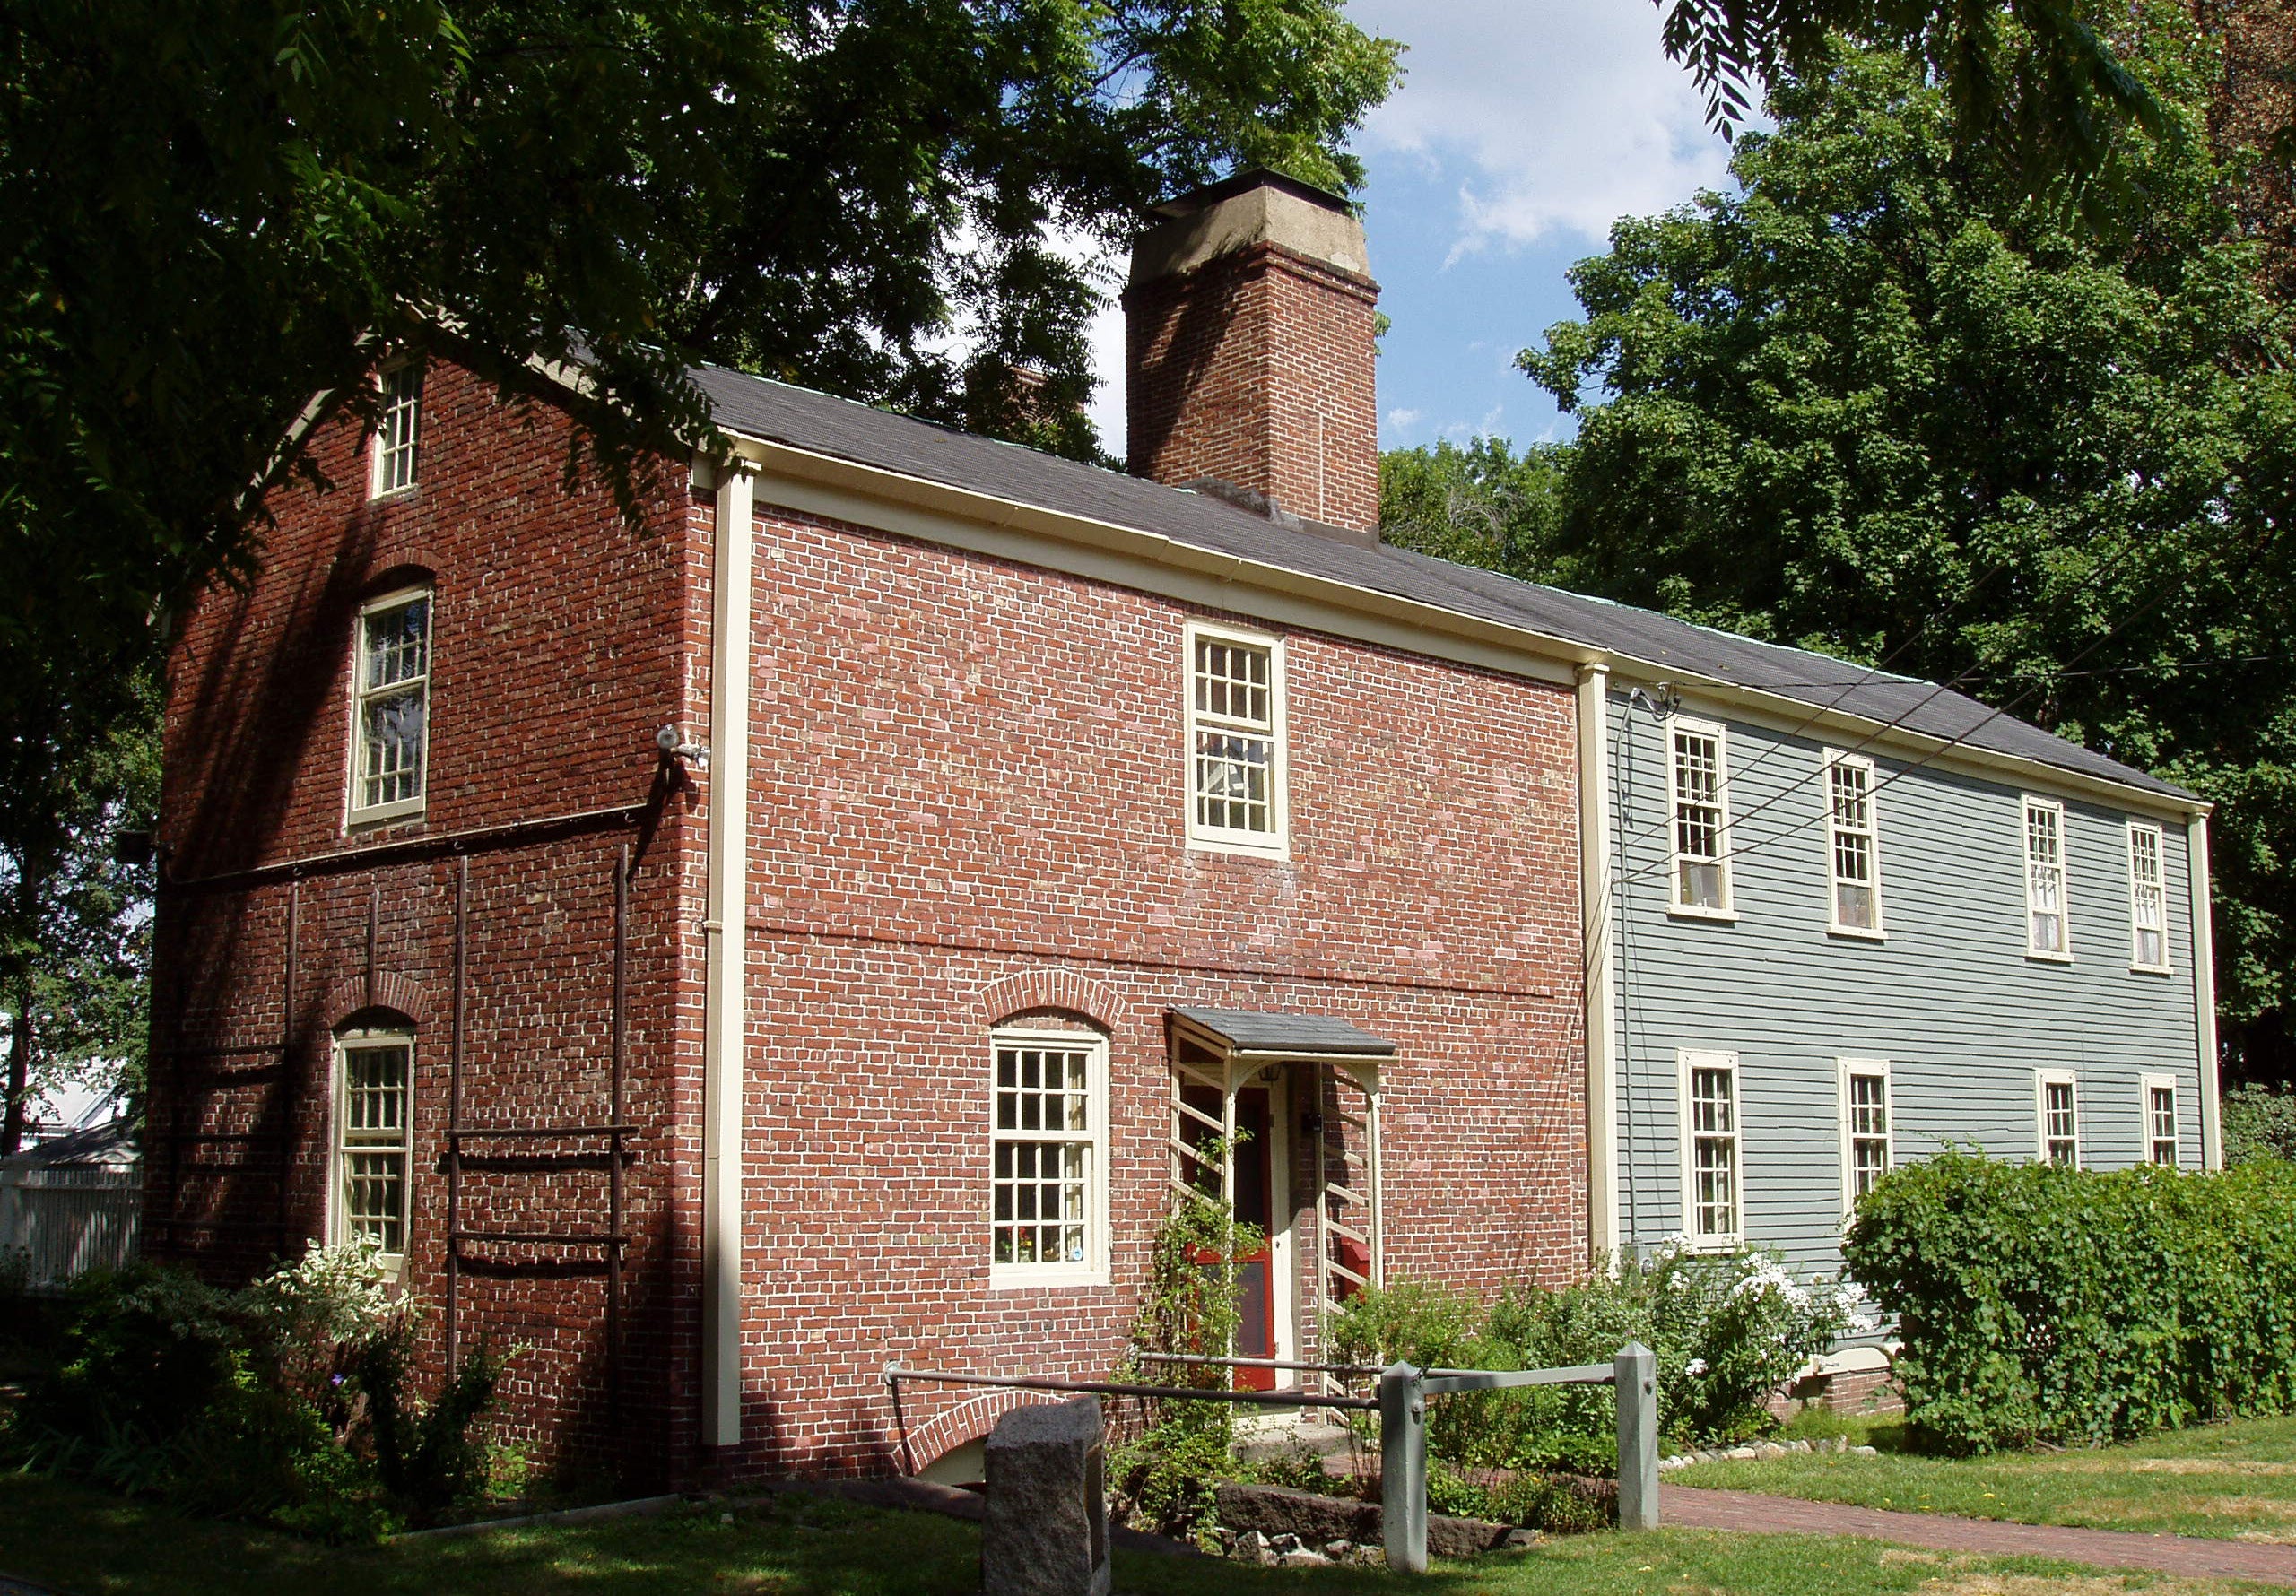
[1674,1411,2296,1543]
[0,1470,2280,1596]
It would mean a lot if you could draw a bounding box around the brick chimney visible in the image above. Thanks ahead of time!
[1123,169,1381,537]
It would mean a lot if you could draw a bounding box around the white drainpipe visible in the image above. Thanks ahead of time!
[2188,811,2222,1169]
[701,457,754,1446]
[1575,661,1621,1262]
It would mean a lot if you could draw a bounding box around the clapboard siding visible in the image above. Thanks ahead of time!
[1606,689,2203,1279]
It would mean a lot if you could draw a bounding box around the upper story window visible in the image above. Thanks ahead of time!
[1682,1051,1741,1245]
[1669,720,1733,915]
[370,363,422,497]
[2037,1070,2080,1167]
[2022,796,2072,959]
[1840,1059,1892,1212]
[990,1028,1109,1287]
[1824,751,1883,936]
[2127,821,2169,972]
[352,587,431,824]
[1185,621,1286,856]
[2143,1074,2180,1167]
[335,1029,412,1258]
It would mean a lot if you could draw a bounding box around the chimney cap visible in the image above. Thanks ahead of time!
[1150,165,1353,221]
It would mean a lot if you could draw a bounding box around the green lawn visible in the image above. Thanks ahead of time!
[1675,1413,2296,1542]
[0,1470,2274,1596]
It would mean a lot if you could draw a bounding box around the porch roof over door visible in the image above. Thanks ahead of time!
[1169,1008,1397,1063]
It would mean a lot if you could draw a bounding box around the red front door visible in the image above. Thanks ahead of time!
[1178,1082,1282,1390]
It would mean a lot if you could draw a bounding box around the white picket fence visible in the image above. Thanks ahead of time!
[0,1166,141,1290]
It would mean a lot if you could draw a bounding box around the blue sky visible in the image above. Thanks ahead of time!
[1084,0,1737,457]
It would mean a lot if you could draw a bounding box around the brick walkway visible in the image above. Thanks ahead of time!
[1665,1485,2296,1587]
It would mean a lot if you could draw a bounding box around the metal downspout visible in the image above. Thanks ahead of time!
[1576,662,1621,1262]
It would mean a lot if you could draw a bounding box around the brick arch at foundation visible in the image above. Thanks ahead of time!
[900,1387,1068,1473]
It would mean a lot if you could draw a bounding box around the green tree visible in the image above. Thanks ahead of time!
[1520,29,2296,1080]
[1378,436,1570,584]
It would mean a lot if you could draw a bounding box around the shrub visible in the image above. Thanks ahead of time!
[2222,1085,2296,1166]
[1844,1149,2296,1453]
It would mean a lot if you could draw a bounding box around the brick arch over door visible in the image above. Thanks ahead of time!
[320,970,433,1033]
[974,967,1121,1031]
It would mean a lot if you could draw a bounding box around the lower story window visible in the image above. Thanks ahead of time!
[1842,1062,1892,1210]
[2144,1076,2180,1167]
[2038,1071,2080,1167]
[335,1031,412,1255]
[990,1029,1107,1283]
[1683,1052,1741,1244]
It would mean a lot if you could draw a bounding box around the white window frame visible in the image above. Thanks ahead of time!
[2022,795,2074,961]
[369,362,422,498]
[988,1027,1110,1289]
[347,585,432,827]
[2127,820,2170,974]
[2141,1072,2180,1167]
[331,1027,413,1268]
[1182,620,1288,859]
[1822,751,1885,939]
[1838,1058,1893,1218]
[2035,1068,2081,1167]
[1667,718,1735,919]
[1678,1050,1743,1249]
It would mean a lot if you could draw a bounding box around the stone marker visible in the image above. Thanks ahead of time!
[982,1396,1109,1596]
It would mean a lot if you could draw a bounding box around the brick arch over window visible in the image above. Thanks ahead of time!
[321,971,432,1033]
[900,1388,1068,1475]
[975,968,1120,1031]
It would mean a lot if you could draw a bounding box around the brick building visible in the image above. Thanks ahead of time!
[148,172,1599,1486]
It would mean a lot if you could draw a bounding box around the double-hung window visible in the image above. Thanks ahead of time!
[351,588,431,823]
[370,363,422,497]
[1681,1052,1741,1245]
[335,1031,412,1257]
[2143,1074,2180,1167]
[2036,1070,2080,1167]
[1185,622,1286,855]
[990,1028,1108,1286]
[2127,822,2169,972]
[1839,1060,1892,1213]
[2022,797,2072,958]
[1669,721,1732,915]
[1824,752,1883,934]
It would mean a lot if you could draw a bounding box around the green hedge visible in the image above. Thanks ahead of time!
[1844,1150,2296,1453]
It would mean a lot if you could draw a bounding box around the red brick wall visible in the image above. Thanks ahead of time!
[149,362,710,1485]
[1124,242,1382,533]
[725,497,1585,1476]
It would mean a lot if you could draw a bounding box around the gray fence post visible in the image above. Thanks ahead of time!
[1379,1360,1428,1574]
[1614,1340,1658,1531]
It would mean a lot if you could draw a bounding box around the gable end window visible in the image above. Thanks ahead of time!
[2022,796,2072,959]
[990,1028,1109,1287]
[2036,1070,2080,1167]
[350,588,431,824]
[2143,1074,2180,1167]
[1839,1059,1892,1215]
[1680,1051,1741,1246]
[1184,622,1286,856]
[334,1029,412,1258]
[1669,720,1733,915]
[370,363,422,497]
[1824,752,1883,935]
[2127,821,2170,972]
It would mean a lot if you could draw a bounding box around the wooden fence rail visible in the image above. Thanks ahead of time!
[0,1167,141,1290]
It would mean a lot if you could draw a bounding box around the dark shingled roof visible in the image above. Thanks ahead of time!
[1171,1008,1398,1057]
[693,365,2194,803]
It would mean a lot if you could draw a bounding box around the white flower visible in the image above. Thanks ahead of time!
[1684,1357,1709,1376]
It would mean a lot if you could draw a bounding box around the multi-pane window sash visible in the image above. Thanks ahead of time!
[371,364,422,496]
[2129,823,2168,969]
[1189,633,1278,842]
[355,592,430,816]
[1848,1071,1891,1202]
[338,1039,410,1253]
[2148,1083,2179,1167]
[1672,726,1729,912]
[2024,799,2070,956]
[2041,1078,2079,1167]
[992,1041,1095,1268]
[1826,756,1881,932]
[1689,1063,1739,1239]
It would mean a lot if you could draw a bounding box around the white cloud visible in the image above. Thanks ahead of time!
[1349,0,1734,255]
[1386,406,1422,429]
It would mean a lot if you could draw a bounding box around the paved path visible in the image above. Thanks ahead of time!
[1665,1485,2296,1587]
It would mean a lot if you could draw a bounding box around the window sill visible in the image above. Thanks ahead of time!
[1186,834,1290,863]
[2024,950,2074,965]
[1827,925,1888,943]
[366,484,419,504]
[349,799,428,830]
[1666,905,1737,924]
[988,1264,1111,1292]
[2129,962,2173,977]
[1679,1235,1742,1254]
